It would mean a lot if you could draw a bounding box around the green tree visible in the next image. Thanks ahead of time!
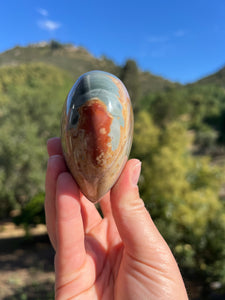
[132,110,225,288]
[50,40,64,50]
[13,192,45,236]
[120,59,140,109]
[148,89,190,127]
[0,63,73,217]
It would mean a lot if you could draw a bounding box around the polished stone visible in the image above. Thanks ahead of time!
[61,70,133,202]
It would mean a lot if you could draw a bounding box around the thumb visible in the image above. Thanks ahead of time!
[110,159,170,261]
[110,159,189,299]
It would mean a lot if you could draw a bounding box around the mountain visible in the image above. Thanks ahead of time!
[0,41,177,96]
[195,66,225,88]
[0,42,119,79]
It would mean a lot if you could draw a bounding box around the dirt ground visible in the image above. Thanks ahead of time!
[0,222,55,299]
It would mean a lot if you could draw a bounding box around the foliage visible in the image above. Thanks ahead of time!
[0,50,225,290]
[132,110,225,286]
[120,59,140,109]
[13,192,45,236]
[0,44,175,96]
[49,40,64,50]
[186,85,225,127]
[146,88,189,127]
[0,63,73,217]
[196,65,225,88]
[139,84,225,153]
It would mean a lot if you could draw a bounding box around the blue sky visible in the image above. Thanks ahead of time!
[0,0,225,84]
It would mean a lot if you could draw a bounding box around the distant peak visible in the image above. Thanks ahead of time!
[29,41,49,48]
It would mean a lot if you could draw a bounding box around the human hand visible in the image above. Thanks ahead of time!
[45,137,188,300]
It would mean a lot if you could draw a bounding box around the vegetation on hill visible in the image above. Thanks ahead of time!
[132,111,225,288]
[139,84,225,152]
[0,41,177,95]
[0,43,225,296]
[0,63,73,217]
[196,65,225,88]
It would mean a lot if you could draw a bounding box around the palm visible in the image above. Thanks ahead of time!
[45,137,188,300]
[57,214,123,299]
[54,194,128,299]
[54,195,181,300]
[55,206,145,300]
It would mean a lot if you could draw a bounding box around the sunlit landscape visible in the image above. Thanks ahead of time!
[0,1,225,299]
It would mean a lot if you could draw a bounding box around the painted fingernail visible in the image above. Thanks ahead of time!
[131,161,142,186]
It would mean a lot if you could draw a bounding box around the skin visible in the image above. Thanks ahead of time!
[45,137,188,300]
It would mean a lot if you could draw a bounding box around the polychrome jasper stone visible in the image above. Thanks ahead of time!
[61,70,133,203]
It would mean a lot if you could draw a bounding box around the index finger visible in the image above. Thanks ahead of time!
[47,137,63,157]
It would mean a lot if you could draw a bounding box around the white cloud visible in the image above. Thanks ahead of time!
[37,8,48,17]
[174,30,185,37]
[147,35,170,43]
[147,30,186,44]
[38,20,61,31]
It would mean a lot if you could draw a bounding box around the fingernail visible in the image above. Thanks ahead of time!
[48,154,63,161]
[47,155,64,166]
[131,161,142,186]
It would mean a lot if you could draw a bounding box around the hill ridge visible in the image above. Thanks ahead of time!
[1,42,225,93]
[0,42,178,96]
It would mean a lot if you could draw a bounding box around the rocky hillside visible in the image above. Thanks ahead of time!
[0,41,177,96]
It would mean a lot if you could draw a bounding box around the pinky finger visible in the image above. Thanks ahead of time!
[55,172,86,277]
